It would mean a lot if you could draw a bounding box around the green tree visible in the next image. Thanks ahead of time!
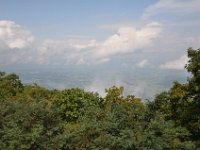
[0,99,65,150]
[52,88,100,122]
[185,48,200,143]
[143,113,195,150]
[0,72,23,99]
[148,48,200,147]
[63,86,147,150]
[186,47,200,98]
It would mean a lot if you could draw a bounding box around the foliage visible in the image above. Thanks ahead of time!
[0,99,65,150]
[52,88,100,122]
[0,72,23,99]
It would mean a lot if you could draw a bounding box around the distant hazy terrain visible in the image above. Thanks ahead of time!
[3,65,188,100]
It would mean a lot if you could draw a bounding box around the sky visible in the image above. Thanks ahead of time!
[0,0,200,97]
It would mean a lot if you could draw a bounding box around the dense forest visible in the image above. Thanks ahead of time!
[0,48,200,150]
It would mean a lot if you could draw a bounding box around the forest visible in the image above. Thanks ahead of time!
[0,48,200,150]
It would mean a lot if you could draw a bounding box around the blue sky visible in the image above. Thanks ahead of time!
[0,0,200,69]
[0,0,152,37]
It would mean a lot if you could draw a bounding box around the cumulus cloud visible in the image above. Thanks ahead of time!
[143,0,200,19]
[0,20,34,49]
[160,55,188,70]
[0,20,162,66]
[93,22,162,61]
[0,20,36,65]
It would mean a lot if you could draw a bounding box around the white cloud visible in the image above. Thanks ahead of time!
[93,22,162,60]
[0,20,162,66]
[59,22,162,64]
[160,55,188,70]
[0,20,34,49]
[143,0,200,19]
[137,59,149,68]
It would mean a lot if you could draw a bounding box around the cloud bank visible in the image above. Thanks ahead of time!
[0,20,162,66]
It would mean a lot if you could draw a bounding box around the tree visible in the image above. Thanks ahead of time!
[186,47,200,98]
[148,48,200,146]
[0,72,23,99]
[52,88,100,122]
[185,48,200,143]
[143,113,195,149]
[0,99,65,150]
